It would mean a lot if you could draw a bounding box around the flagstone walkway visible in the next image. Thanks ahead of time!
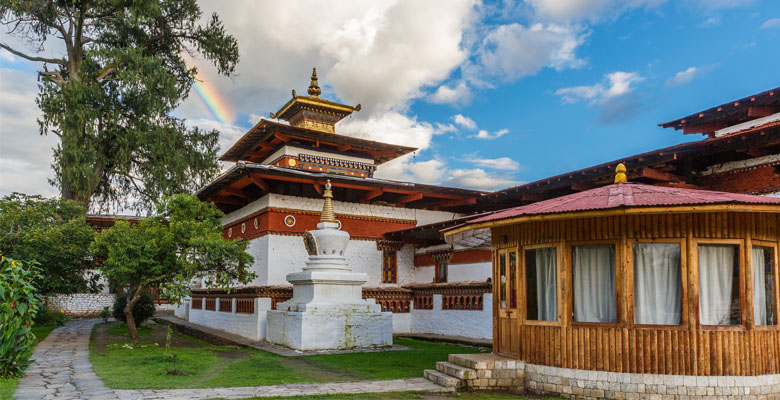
[14,319,450,400]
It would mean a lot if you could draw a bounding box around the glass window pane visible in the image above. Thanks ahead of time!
[698,244,740,325]
[753,246,777,326]
[572,244,616,323]
[509,252,517,309]
[526,247,557,321]
[499,253,507,309]
[633,243,682,325]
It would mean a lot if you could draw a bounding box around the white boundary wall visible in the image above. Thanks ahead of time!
[186,297,273,341]
[410,294,493,339]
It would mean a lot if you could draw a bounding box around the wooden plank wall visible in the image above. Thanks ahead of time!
[492,212,780,376]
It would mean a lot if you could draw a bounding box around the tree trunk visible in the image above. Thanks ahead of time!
[124,287,144,344]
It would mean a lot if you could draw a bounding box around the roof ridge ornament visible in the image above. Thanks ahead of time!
[320,179,337,223]
[615,163,628,183]
[307,68,321,97]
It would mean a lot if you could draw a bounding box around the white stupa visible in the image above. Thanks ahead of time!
[266,180,393,350]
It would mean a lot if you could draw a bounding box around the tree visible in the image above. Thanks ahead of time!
[91,194,255,343]
[0,193,98,294]
[0,1,239,211]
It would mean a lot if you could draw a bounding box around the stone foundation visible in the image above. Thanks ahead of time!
[426,354,780,399]
[44,293,115,317]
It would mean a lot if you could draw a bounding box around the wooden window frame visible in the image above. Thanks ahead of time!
[434,260,448,283]
[382,250,397,284]
[626,238,688,329]
[749,240,780,331]
[494,247,518,313]
[692,238,746,331]
[521,243,563,327]
[568,240,622,328]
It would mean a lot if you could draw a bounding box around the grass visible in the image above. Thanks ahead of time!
[215,391,563,399]
[90,321,490,390]
[0,323,58,399]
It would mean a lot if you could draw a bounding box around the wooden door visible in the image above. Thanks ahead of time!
[495,248,519,357]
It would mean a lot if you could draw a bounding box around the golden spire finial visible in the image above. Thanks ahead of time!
[320,180,336,223]
[307,68,322,97]
[615,163,628,183]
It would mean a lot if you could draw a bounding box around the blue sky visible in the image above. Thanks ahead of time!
[1,0,779,200]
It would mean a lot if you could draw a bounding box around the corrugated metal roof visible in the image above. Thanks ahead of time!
[468,182,780,224]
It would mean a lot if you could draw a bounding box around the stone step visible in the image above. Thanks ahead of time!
[423,369,462,388]
[449,353,521,370]
[436,361,477,380]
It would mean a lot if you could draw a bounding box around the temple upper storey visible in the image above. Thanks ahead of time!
[270,68,361,134]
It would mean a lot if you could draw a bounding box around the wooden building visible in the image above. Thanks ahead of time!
[445,168,780,377]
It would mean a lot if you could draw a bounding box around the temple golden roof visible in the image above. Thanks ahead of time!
[270,68,361,134]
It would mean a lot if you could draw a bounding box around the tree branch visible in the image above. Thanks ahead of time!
[0,43,66,65]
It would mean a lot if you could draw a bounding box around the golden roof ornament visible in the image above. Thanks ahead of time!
[614,163,628,183]
[307,68,322,97]
[320,180,337,223]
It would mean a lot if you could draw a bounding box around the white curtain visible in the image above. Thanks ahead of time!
[633,244,682,325]
[573,245,616,323]
[535,248,557,321]
[698,245,737,325]
[753,247,768,326]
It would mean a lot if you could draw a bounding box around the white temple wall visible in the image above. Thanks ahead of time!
[415,266,435,283]
[410,294,493,340]
[449,262,491,282]
[187,297,273,341]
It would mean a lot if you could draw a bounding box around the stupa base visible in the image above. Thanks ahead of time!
[266,306,392,350]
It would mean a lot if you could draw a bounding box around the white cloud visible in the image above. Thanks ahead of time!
[760,18,780,29]
[453,114,477,130]
[696,16,721,28]
[428,81,472,106]
[468,157,522,171]
[0,68,59,197]
[475,128,510,140]
[472,23,586,84]
[556,71,644,104]
[665,66,698,87]
[525,0,666,22]
[0,52,15,63]
[442,168,521,190]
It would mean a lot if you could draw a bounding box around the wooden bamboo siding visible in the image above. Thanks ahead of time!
[492,212,780,376]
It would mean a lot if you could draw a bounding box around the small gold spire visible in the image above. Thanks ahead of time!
[307,68,322,97]
[320,180,336,223]
[614,163,628,183]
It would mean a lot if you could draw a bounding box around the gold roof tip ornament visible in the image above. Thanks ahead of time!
[307,68,322,97]
[615,163,628,183]
[320,179,337,223]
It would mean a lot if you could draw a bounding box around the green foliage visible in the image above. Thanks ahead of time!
[112,292,156,326]
[0,1,239,211]
[34,309,69,327]
[0,256,40,378]
[100,306,110,322]
[0,193,98,294]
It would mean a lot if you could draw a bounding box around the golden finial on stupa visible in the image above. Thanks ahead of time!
[320,180,336,223]
[615,163,628,183]
[308,68,322,97]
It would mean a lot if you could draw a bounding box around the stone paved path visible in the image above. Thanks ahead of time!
[14,319,449,400]
[15,319,118,400]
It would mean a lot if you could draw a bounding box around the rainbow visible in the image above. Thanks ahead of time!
[187,58,234,125]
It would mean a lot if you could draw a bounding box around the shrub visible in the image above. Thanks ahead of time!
[112,292,156,326]
[33,309,69,327]
[0,256,40,378]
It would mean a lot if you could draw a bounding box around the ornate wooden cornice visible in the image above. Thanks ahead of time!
[376,239,404,252]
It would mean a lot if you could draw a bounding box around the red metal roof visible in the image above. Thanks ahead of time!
[468,182,780,224]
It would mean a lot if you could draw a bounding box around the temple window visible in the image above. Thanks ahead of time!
[382,251,397,284]
[499,252,507,308]
[752,245,778,326]
[525,247,557,321]
[698,244,741,326]
[435,261,448,283]
[572,244,617,323]
[633,243,682,325]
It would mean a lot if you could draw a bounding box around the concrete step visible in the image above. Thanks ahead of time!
[449,353,521,370]
[436,361,477,380]
[424,369,462,388]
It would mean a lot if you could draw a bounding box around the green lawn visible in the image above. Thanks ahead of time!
[217,391,562,399]
[90,321,489,390]
[0,324,58,399]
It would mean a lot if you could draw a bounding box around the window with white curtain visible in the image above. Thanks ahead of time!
[753,246,777,326]
[525,247,557,321]
[572,244,616,323]
[633,243,682,325]
[698,244,741,325]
